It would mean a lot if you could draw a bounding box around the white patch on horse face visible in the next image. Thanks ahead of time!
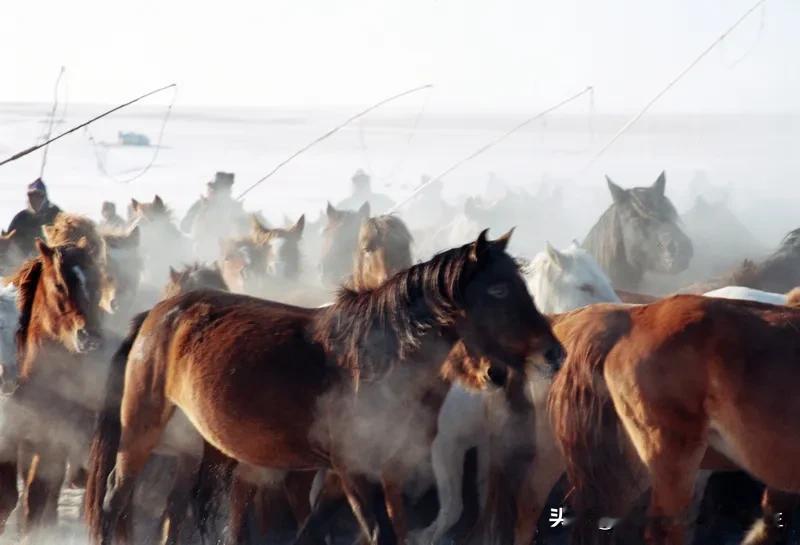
[72,265,90,301]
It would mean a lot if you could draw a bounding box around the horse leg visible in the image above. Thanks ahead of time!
[161,453,200,545]
[742,488,800,545]
[283,471,315,528]
[0,436,19,535]
[226,470,258,545]
[339,473,396,545]
[414,434,468,545]
[381,469,408,545]
[21,449,66,543]
[639,438,704,545]
[293,472,348,545]
[102,397,174,545]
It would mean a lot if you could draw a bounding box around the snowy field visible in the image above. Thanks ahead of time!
[0,102,797,544]
[0,103,798,254]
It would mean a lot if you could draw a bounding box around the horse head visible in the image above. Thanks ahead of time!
[353,215,413,290]
[320,201,370,286]
[527,241,621,314]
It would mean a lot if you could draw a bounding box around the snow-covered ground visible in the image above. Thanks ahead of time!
[1,103,798,250]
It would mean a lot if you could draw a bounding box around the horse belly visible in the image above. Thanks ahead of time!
[173,369,330,470]
[708,418,800,491]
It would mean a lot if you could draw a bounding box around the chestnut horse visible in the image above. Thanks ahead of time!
[86,230,564,545]
[0,238,106,541]
[549,295,800,545]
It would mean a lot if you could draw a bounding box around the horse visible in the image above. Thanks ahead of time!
[352,215,414,291]
[42,213,120,315]
[85,230,564,545]
[416,241,621,545]
[99,226,143,323]
[582,171,693,292]
[548,294,800,545]
[0,238,107,542]
[165,262,228,299]
[129,196,191,287]
[220,214,323,305]
[320,201,370,286]
[682,226,800,295]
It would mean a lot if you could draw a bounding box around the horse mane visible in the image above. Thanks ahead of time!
[7,257,43,364]
[313,242,480,383]
[45,213,106,264]
[548,305,642,518]
[582,207,627,278]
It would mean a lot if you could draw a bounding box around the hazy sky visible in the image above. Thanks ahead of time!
[3,0,798,113]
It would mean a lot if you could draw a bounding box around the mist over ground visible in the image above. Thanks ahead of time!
[1,104,797,258]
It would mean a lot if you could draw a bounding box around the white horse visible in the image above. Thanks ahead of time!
[415,242,621,545]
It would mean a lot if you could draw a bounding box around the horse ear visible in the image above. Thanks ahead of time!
[131,198,141,212]
[358,201,370,219]
[546,241,565,268]
[169,266,180,283]
[606,176,628,204]
[35,239,55,261]
[326,202,339,220]
[469,229,490,262]
[251,215,269,236]
[493,228,514,252]
[153,195,166,211]
[290,215,305,237]
[652,171,666,196]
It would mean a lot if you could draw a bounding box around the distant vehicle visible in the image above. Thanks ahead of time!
[117,131,150,146]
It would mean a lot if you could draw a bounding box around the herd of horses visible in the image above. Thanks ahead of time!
[0,171,798,545]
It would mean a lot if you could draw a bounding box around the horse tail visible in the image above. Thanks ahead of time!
[85,311,148,544]
[547,307,640,533]
[191,442,235,541]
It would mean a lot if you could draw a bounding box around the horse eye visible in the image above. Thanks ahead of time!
[579,283,596,295]
[488,283,509,299]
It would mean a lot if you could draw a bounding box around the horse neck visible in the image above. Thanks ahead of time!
[583,206,642,291]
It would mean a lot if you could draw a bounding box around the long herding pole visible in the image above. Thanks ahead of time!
[39,66,66,177]
[0,83,177,169]
[388,85,594,214]
[583,0,769,168]
[236,84,433,201]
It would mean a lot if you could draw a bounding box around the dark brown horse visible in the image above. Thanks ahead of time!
[1,238,106,541]
[320,201,370,286]
[86,230,563,545]
[583,172,693,292]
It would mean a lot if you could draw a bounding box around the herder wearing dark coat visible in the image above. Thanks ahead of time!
[6,178,62,256]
